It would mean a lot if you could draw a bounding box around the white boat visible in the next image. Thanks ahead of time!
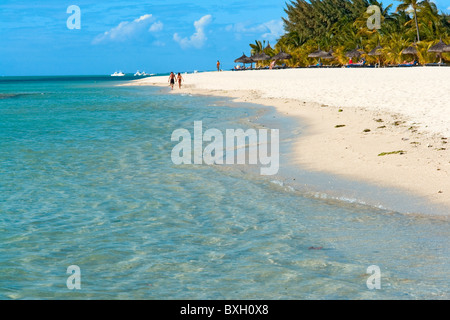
[111,71,125,77]
[134,71,142,76]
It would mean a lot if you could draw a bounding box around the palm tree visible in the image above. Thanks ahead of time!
[246,0,450,65]
[277,32,307,51]
[418,0,447,38]
[396,0,424,42]
[382,32,410,64]
[249,40,265,56]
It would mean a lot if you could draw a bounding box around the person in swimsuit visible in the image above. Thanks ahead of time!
[269,60,276,70]
[216,60,220,72]
[168,72,176,90]
[176,73,184,89]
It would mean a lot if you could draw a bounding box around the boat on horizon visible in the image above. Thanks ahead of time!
[111,71,125,77]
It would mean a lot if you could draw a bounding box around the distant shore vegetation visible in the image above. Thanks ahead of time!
[248,0,450,67]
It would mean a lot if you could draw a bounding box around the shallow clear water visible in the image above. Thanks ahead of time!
[0,77,448,299]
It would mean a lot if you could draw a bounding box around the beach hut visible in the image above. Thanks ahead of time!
[428,38,448,64]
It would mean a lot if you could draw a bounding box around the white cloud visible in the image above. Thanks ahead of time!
[226,20,284,41]
[93,14,161,44]
[227,22,265,34]
[149,21,163,32]
[261,20,284,40]
[173,15,212,49]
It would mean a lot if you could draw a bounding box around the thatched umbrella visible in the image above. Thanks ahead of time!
[250,52,271,68]
[345,47,363,59]
[242,56,254,64]
[234,53,254,69]
[308,46,329,66]
[368,45,383,56]
[308,45,328,58]
[402,43,418,62]
[428,38,448,64]
[234,53,248,63]
[271,50,292,61]
[319,50,334,60]
[243,55,255,69]
[368,44,383,66]
[251,52,271,61]
[252,52,271,61]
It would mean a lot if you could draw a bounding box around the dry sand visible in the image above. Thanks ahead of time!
[125,67,450,213]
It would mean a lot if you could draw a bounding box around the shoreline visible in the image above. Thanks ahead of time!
[122,68,450,214]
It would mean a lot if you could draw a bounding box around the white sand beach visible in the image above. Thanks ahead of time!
[126,67,450,212]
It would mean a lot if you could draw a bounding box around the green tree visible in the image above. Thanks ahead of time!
[396,0,423,42]
[247,0,450,66]
[249,40,265,55]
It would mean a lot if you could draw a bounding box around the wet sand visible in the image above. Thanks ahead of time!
[124,67,450,213]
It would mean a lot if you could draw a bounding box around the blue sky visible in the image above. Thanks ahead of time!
[0,0,448,76]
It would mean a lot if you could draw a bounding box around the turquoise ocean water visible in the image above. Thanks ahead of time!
[0,76,448,299]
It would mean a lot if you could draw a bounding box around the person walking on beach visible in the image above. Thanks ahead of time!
[168,72,176,90]
[176,73,184,89]
[216,60,220,72]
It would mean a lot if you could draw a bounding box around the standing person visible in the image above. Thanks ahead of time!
[269,60,276,70]
[168,72,176,90]
[216,60,220,72]
[176,73,184,89]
